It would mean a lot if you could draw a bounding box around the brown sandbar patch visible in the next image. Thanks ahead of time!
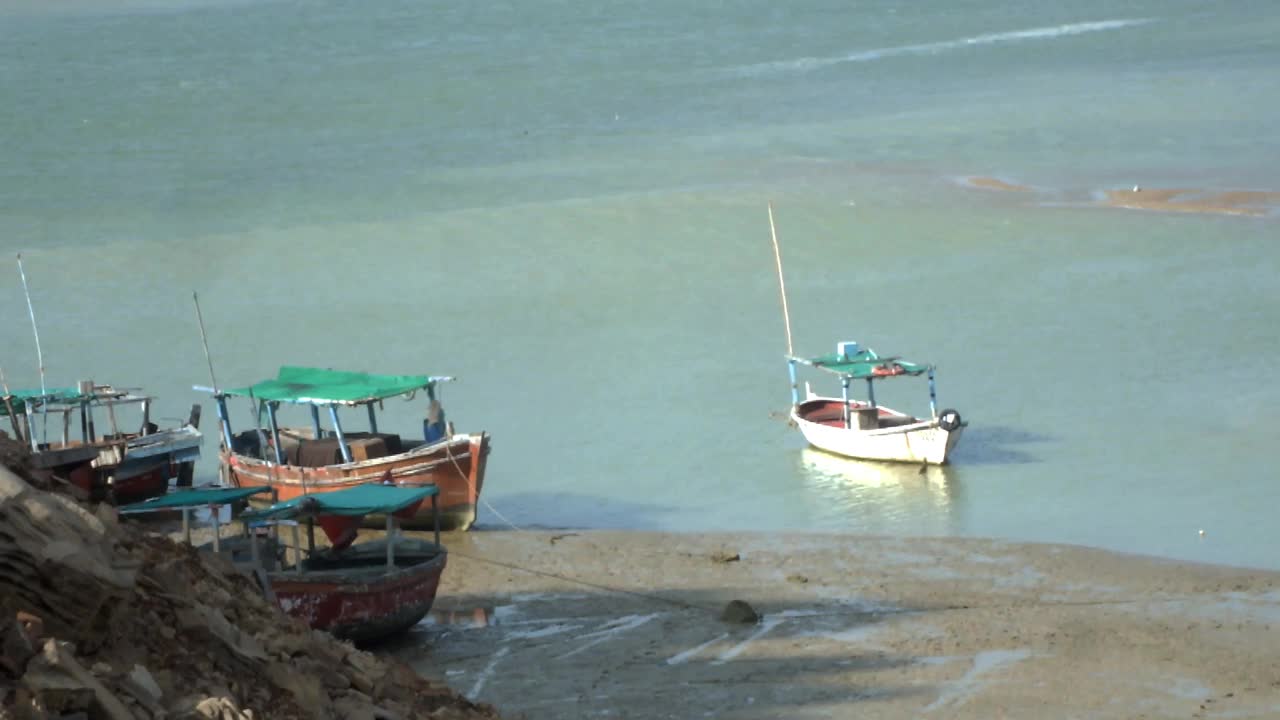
[1105,188,1280,217]
[963,176,1034,193]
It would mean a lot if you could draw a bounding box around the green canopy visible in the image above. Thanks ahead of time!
[791,348,929,380]
[220,366,453,406]
[1,385,140,416]
[240,484,438,522]
[1,388,90,416]
[118,486,271,514]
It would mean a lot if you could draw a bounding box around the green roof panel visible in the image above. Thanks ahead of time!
[118,486,271,514]
[240,483,438,522]
[791,348,929,379]
[221,366,452,405]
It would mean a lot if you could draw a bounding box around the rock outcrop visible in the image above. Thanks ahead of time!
[0,437,500,720]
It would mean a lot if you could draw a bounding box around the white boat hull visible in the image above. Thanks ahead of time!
[791,394,963,465]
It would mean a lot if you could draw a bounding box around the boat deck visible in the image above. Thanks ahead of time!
[797,399,922,429]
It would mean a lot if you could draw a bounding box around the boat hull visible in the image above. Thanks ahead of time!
[36,425,203,504]
[792,397,963,465]
[270,543,447,643]
[222,432,490,531]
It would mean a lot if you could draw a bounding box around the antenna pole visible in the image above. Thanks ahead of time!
[767,203,794,356]
[192,292,218,391]
[193,291,237,456]
[16,254,47,397]
[17,254,50,445]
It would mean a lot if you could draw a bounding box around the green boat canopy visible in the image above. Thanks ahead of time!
[2,385,142,416]
[240,484,438,522]
[1,388,90,416]
[118,486,271,514]
[220,366,453,406]
[790,348,929,380]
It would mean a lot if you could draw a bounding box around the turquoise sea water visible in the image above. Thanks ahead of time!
[2,0,1278,569]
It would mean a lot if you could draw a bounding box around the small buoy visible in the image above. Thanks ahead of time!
[1132,185,1141,192]
[1198,529,1206,537]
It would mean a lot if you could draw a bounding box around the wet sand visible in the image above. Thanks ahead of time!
[392,530,1280,720]
[1103,188,1280,217]
[961,176,1034,193]
[961,176,1280,217]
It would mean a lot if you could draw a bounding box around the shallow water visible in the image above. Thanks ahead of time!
[2,0,1278,568]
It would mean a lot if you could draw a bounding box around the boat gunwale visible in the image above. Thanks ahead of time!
[792,399,948,437]
[224,432,483,483]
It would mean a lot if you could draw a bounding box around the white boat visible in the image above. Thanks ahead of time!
[764,204,965,465]
[787,343,964,465]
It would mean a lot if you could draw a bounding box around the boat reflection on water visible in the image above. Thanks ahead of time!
[796,448,962,535]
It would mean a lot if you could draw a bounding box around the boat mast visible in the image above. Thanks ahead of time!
[16,254,49,445]
[193,292,235,451]
[767,203,800,406]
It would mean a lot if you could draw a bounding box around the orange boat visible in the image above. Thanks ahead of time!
[197,366,491,531]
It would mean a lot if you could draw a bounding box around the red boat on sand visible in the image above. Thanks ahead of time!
[122,483,448,644]
[240,483,448,643]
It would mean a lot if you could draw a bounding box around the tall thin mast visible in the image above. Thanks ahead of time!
[767,204,801,406]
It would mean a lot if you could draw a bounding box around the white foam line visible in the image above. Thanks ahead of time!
[712,617,785,665]
[665,633,730,666]
[924,649,1032,712]
[508,623,583,640]
[555,614,660,659]
[467,645,510,699]
[733,18,1153,76]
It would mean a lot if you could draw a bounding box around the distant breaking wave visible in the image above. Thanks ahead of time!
[731,18,1153,77]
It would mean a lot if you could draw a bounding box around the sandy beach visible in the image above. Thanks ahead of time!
[390,529,1280,719]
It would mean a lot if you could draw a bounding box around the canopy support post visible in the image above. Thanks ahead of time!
[248,524,260,567]
[25,403,38,452]
[310,404,323,439]
[291,523,302,573]
[841,377,851,429]
[866,378,876,409]
[787,359,799,407]
[211,507,222,554]
[79,401,89,442]
[265,401,285,465]
[367,403,378,434]
[306,517,315,555]
[215,395,233,451]
[182,507,191,544]
[3,395,24,446]
[104,400,119,439]
[928,367,938,419]
[60,409,69,446]
[328,405,353,463]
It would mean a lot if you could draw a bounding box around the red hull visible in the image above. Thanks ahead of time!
[270,550,447,643]
[223,432,490,531]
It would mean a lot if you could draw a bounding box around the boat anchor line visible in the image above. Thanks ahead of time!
[443,435,522,532]
[448,548,719,613]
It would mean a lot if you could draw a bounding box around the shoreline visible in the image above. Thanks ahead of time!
[384,528,1280,719]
